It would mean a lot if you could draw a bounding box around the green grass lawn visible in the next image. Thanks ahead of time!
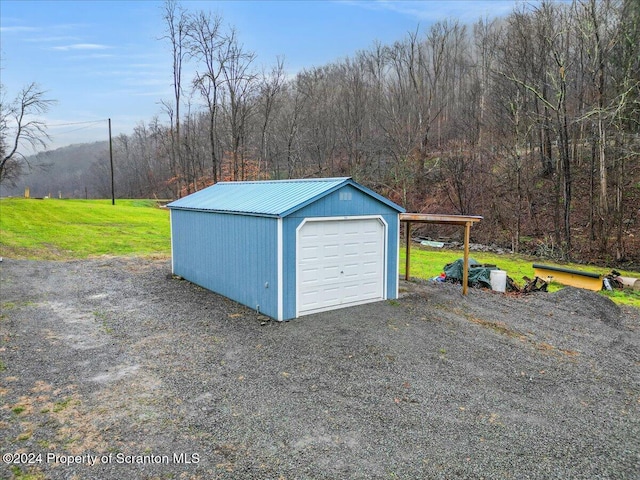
[0,198,170,259]
[1,198,638,308]
[400,245,640,308]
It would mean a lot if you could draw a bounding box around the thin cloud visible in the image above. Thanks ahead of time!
[24,35,80,43]
[342,0,527,23]
[51,43,111,51]
[0,22,88,34]
[67,53,116,60]
[0,25,39,33]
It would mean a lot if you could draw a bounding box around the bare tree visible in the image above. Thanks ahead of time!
[161,0,188,195]
[497,1,576,258]
[575,0,619,238]
[0,82,55,185]
[274,79,306,178]
[219,28,257,180]
[608,0,640,260]
[257,57,286,177]
[186,10,225,184]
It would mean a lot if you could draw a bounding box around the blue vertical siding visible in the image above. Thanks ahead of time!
[171,209,279,318]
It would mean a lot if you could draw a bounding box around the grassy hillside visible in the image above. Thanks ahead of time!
[0,198,170,259]
[0,142,109,198]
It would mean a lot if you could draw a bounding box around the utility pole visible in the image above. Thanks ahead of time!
[108,118,115,205]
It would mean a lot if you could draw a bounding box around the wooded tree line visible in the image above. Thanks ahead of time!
[86,0,638,262]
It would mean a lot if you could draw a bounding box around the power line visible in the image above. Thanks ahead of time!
[48,120,107,128]
[52,123,106,135]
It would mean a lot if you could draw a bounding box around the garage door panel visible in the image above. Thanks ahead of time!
[300,266,320,283]
[297,218,385,316]
[341,285,362,302]
[300,283,344,310]
[300,233,319,242]
[322,266,341,282]
[361,266,379,277]
[359,280,380,292]
[342,280,378,300]
[316,286,341,306]
[322,245,340,259]
[300,288,319,299]
[342,263,360,276]
[300,246,318,260]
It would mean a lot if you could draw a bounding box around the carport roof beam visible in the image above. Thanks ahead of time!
[400,213,483,295]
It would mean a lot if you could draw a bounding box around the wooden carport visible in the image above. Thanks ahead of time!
[400,213,483,295]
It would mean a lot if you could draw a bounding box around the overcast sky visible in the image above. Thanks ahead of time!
[1,0,535,152]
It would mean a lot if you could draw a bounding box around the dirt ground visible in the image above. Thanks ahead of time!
[1,257,639,480]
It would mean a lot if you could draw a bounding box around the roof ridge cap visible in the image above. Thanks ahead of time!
[216,177,350,185]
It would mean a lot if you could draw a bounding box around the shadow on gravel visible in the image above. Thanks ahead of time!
[1,257,639,480]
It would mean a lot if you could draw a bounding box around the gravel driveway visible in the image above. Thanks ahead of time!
[1,257,639,479]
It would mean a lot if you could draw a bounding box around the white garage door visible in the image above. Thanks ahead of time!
[297,217,386,316]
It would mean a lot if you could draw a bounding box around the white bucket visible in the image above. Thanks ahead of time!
[490,270,507,292]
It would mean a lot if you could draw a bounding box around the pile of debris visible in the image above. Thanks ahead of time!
[436,258,547,294]
[438,259,638,294]
[602,270,640,291]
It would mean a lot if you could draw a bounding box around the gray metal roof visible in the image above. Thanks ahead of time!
[167,177,404,217]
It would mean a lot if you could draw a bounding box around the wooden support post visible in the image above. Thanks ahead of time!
[462,221,471,295]
[398,213,482,292]
[405,221,411,281]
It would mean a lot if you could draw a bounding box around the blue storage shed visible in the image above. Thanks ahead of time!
[167,177,405,321]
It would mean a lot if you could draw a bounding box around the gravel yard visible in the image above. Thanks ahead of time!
[1,257,639,479]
